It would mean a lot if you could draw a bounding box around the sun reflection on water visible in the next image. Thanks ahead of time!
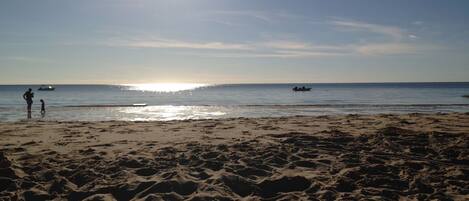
[122,83,209,92]
[117,105,227,121]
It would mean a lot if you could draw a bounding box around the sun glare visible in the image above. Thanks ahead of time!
[122,83,209,92]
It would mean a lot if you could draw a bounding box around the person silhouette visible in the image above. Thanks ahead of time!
[40,99,46,118]
[23,88,34,118]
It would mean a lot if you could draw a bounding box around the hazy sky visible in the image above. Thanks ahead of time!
[1,0,468,84]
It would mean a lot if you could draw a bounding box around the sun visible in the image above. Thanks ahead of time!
[122,83,209,92]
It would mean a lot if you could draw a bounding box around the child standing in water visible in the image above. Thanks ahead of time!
[40,99,45,117]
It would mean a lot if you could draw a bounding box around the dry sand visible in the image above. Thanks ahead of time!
[0,113,468,200]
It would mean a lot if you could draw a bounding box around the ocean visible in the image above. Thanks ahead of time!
[1,83,469,121]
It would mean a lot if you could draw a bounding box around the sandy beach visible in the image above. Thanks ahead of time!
[0,113,468,200]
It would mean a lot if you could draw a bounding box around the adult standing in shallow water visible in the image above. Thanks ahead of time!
[23,88,34,118]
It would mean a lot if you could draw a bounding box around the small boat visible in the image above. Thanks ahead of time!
[38,85,55,91]
[292,86,311,92]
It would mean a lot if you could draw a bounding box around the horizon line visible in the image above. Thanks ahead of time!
[1,81,469,86]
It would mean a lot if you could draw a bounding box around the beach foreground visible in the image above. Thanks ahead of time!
[0,113,468,200]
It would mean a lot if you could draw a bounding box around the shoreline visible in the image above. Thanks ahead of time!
[1,113,468,200]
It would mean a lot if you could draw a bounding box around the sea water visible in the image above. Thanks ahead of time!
[0,83,469,121]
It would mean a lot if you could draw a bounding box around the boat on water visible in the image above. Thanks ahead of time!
[38,85,55,91]
[292,86,311,92]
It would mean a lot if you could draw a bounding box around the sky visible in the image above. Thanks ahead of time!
[0,0,468,84]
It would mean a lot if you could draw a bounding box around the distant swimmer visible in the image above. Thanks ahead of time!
[23,88,34,118]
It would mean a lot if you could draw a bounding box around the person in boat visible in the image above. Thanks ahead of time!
[40,99,46,117]
[293,86,298,91]
[23,88,34,118]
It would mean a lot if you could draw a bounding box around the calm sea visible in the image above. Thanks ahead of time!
[1,83,469,121]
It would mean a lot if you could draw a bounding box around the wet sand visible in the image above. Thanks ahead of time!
[0,113,468,200]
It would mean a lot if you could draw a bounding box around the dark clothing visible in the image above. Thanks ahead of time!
[40,101,45,118]
[23,91,33,102]
[23,91,34,112]
[27,100,33,107]
[27,102,32,111]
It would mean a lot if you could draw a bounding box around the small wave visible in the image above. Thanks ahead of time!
[64,104,147,108]
[59,103,469,109]
[241,104,469,108]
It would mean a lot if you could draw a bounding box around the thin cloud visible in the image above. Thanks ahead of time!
[0,56,53,63]
[258,43,424,57]
[110,29,432,58]
[115,38,252,50]
[212,10,273,23]
[180,51,346,58]
[262,41,350,51]
[327,19,432,55]
[413,21,424,25]
[355,43,419,55]
[113,38,353,58]
[201,19,242,27]
[262,41,311,50]
[273,50,348,58]
[210,10,304,24]
[330,19,405,40]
